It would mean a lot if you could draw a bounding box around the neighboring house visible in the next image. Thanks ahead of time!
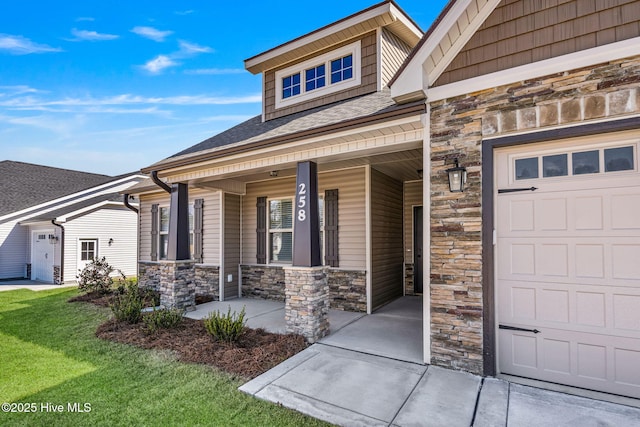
[130,0,640,400]
[0,161,145,283]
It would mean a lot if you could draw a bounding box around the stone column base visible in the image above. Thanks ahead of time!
[284,266,329,343]
[159,260,196,311]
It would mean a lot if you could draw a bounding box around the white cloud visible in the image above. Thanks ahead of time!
[75,17,95,22]
[69,28,119,42]
[185,68,246,75]
[142,55,179,73]
[131,26,173,42]
[0,85,41,96]
[175,10,194,16]
[177,40,213,55]
[0,34,62,55]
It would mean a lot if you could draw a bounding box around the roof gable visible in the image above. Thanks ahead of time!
[0,161,112,216]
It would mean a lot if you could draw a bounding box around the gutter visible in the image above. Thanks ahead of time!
[51,219,64,284]
[123,194,139,213]
[151,171,172,193]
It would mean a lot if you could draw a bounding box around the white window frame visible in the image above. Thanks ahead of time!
[275,40,361,110]
[158,204,195,260]
[79,239,98,262]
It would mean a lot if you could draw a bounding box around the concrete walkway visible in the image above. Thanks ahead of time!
[0,280,77,292]
[240,344,640,426]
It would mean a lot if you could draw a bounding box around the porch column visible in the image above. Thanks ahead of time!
[167,183,190,261]
[285,161,329,342]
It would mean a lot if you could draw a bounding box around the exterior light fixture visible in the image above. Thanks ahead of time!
[446,158,467,192]
[109,238,114,246]
[269,171,278,177]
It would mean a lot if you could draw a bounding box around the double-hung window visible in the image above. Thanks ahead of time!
[158,205,195,260]
[269,199,293,263]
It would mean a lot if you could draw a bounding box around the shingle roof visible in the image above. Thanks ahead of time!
[145,89,422,171]
[0,161,113,216]
[20,193,124,224]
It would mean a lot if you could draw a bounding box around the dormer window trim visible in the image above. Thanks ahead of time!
[275,40,361,110]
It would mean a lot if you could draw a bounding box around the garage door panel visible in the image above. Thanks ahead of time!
[611,194,640,229]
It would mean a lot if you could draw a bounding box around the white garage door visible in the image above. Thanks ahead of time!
[495,135,640,398]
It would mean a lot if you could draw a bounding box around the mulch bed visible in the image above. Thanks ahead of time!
[71,292,308,379]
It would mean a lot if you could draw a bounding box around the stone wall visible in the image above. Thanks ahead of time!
[139,261,162,292]
[241,265,286,302]
[194,265,219,300]
[53,265,61,284]
[140,261,220,305]
[26,263,31,280]
[284,266,330,343]
[158,260,196,310]
[404,263,415,296]
[327,269,367,312]
[429,55,640,375]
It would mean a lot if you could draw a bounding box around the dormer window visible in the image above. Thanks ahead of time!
[275,40,361,109]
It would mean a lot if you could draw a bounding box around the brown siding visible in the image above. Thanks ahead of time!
[381,28,413,88]
[242,168,366,269]
[264,32,378,121]
[436,0,640,86]
[223,193,241,299]
[371,168,404,310]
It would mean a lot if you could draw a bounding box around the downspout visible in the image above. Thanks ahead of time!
[51,219,64,284]
[151,170,172,194]
[123,194,139,213]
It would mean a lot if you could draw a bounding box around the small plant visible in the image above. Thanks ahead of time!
[143,308,185,333]
[204,306,247,343]
[77,257,118,294]
[110,281,144,324]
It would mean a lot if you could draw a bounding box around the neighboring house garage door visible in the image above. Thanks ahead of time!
[495,135,640,399]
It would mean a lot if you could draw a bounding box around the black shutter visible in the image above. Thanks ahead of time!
[324,189,339,267]
[193,198,204,263]
[256,196,267,264]
[151,204,159,261]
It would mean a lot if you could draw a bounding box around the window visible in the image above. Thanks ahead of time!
[158,205,195,260]
[282,73,301,99]
[605,146,634,172]
[275,40,361,109]
[305,64,325,92]
[542,154,568,177]
[80,240,97,261]
[330,54,353,84]
[515,157,538,180]
[269,199,293,263]
[573,150,599,175]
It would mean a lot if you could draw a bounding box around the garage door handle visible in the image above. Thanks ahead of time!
[499,324,540,334]
[498,187,538,194]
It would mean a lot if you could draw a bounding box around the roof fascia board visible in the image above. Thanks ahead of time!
[245,2,422,74]
[428,37,640,102]
[0,175,145,224]
[390,0,500,102]
[144,103,425,175]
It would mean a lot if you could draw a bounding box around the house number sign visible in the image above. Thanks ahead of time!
[293,161,322,267]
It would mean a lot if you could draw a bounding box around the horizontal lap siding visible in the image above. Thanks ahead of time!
[371,169,403,309]
[0,222,28,279]
[224,193,241,299]
[64,208,138,279]
[403,181,423,264]
[242,168,366,270]
[381,28,413,88]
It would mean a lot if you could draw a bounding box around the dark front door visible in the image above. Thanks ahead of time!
[413,206,423,294]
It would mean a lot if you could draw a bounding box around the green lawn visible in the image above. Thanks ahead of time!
[0,288,328,426]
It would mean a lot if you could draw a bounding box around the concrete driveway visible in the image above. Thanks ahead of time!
[0,280,77,292]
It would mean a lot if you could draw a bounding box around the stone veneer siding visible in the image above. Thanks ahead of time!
[404,263,415,296]
[159,260,196,310]
[139,261,220,306]
[284,266,330,343]
[241,265,286,302]
[327,269,367,312]
[194,265,220,300]
[26,263,31,280]
[429,55,640,375]
[53,265,61,284]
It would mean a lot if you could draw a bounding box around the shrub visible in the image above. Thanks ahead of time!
[110,281,144,324]
[143,308,184,333]
[204,306,247,343]
[77,257,119,294]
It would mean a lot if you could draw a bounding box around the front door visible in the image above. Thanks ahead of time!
[413,206,423,294]
[32,231,53,282]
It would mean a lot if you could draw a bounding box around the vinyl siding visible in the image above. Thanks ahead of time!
[242,167,366,269]
[380,28,413,89]
[436,0,640,86]
[371,169,403,310]
[264,32,378,121]
[403,181,423,264]
[63,208,138,281]
[0,222,28,279]
[223,193,241,299]
[139,189,221,264]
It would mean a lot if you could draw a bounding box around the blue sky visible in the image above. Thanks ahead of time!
[0,1,448,175]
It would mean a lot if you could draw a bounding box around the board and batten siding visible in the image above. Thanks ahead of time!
[371,168,404,310]
[380,28,413,89]
[242,167,366,270]
[63,208,138,280]
[223,193,241,299]
[264,32,378,121]
[403,181,423,264]
[0,222,29,279]
[139,189,221,264]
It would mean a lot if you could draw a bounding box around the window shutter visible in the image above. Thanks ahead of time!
[256,196,267,264]
[325,189,339,267]
[150,204,159,261]
[193,198,204,263]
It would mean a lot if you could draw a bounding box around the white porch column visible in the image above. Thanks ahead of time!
[422,107,432,364]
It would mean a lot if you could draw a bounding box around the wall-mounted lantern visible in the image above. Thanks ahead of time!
[108,238,114,246]
[446,158,467,192]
